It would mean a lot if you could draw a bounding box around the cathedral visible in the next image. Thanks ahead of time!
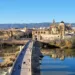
[32,20,74,41]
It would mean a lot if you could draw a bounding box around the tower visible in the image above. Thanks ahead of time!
[59,21,65,39]
[53,19,55,24]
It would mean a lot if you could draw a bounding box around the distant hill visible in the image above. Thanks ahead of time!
[0,22,75,29]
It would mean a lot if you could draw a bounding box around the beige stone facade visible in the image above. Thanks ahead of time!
[32,20,74,41]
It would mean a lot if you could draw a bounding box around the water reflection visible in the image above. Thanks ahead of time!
[41,49,75,60]
[40,49,75,75]
[0,57,3,63]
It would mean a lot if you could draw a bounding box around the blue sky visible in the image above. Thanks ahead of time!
[0,0,75,23]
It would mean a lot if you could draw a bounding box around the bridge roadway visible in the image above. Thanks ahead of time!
[10,40,33,75]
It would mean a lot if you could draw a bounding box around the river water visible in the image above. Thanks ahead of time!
[40,49,75,75]
[0,57,7,75]
[0,57,3,63]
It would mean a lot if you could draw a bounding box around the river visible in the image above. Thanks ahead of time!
[40,49,75,75]
[0,57,3,63]
[0,57,7,75]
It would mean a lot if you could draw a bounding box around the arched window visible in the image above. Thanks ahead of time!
[40,36,42,40]
[35,31,37,33]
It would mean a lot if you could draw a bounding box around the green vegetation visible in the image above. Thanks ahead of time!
[0,45,20,56]
[0,45,20,68]
[41,49,75,59]
[71,37,75,48]
[0,31,4,35]
[49,39,73,49]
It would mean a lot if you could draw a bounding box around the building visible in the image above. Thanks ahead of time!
[32,20,74,41]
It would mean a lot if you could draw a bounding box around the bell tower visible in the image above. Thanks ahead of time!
[59,21,65,39]
[53,19,55,24]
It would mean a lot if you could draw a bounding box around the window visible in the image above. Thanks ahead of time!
[41,32,43,34]
[36,31,37,34]
[38,32,40,34]
[44,32,45,34]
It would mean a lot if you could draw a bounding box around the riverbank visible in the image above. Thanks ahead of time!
[49,38,75,49]
[41,48,75,60]
[0,45,20,68]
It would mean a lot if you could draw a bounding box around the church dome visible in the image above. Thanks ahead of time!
[61,21,64,23]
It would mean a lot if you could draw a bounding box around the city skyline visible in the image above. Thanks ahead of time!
[0,0,75,23]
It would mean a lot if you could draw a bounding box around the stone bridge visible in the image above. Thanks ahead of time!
[7,40,43,75]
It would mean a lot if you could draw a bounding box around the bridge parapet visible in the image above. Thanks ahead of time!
[7,43,25,75]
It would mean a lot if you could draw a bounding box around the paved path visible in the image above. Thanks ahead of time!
[11,40,33,75]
